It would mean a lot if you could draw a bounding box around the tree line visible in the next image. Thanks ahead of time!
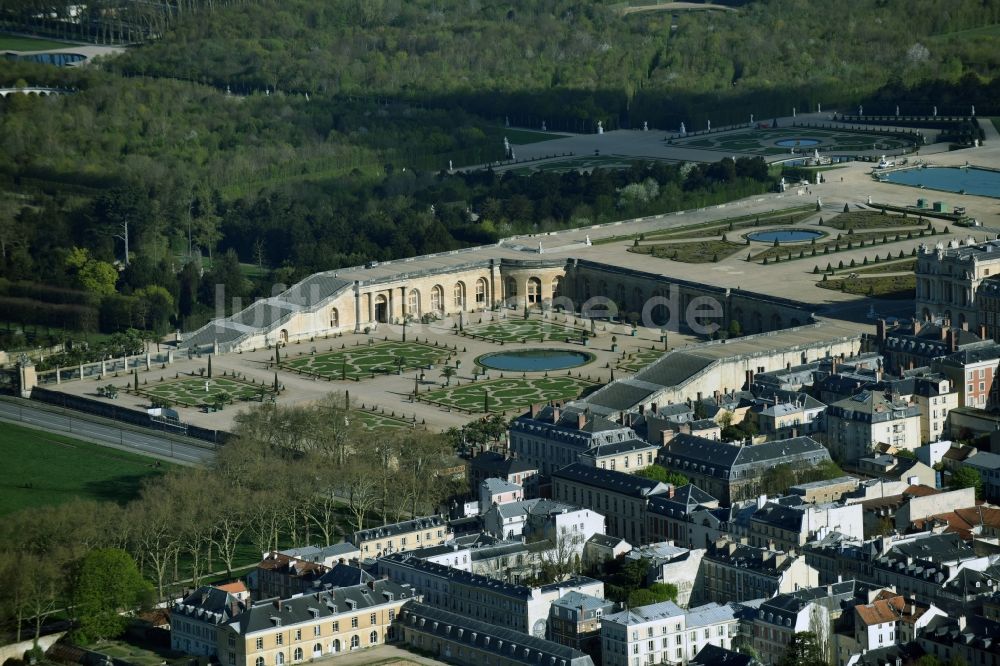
[0,393,460,645]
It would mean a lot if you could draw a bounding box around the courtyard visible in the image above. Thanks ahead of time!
[462,317,590,344]
[137,375,275,408]
[416,375,601,415]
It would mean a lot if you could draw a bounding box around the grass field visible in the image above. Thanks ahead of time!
[484,126,570,144]
[282,341,452,380]
[0,422,168,515]
[0,35,78,51]
[139,376,275,408]
[824,210,927,231]
[419,375,599,413]
[463,318,589,343]
[353,409,415,430]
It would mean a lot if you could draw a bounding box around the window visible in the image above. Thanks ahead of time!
[276,634,284,646]
[454,283,465,308]
[255,658,265,666]
[350,635,360,649]
[275,654,285,666]
[332,621,339,632]
[293,648,303,662]
[389,610,396,622]
[313,625,321,637]
[476,278,487,304]
[370,630,379,645]
[256,638,264,651]
[370,613,377,625]
[229,634,236,648]
[294,629,301,641]
[229,655,236,666]
[351,617,359,629]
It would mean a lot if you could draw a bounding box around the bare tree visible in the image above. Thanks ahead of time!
[336,461,380,535]
[538,527,586,582]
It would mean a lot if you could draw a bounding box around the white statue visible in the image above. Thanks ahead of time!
[538,241,543,253]
[858,105,863,116]
[510,150,516,160]
[304,92,309,102]
[792,107,796,117]
[585,235,592,246]
[707,119,711,131]
[597,120,604,134]
[541,120,547,131]
[643,121,648,131]
[680,122,686,136]
[933,106,937,117]
[896,105,899,116]
[972,105,976,116]
[814,148,820,160]
[504,136,510,153]
[975,139,980,148]
[448,159,453,171]
[750,114,754,124]
[817,103,822,113]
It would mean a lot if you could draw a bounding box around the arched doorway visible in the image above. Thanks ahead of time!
[279,329,289,343]
[430,285,444,314]
[407,289,421,318]
[453,282,466,310]
[374,294,388,323]
[329,307,339,328]
[551,277,561,299]
[330,640,341,654]
[527,277,542,305]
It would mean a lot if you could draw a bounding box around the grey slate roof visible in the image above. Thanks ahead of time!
[663,434,831,476]
[550,590,612,613]
[313,563,374,589]
[353,515,447,543]
[399,602,594,666]
[690,644,759,666]
[225,580,417,635]
[551,463,670,498]
[173,585,245,625]
[604,600,685,626]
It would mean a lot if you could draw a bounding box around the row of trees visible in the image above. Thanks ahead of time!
[0,392,461,644]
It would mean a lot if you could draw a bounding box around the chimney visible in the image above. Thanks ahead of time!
[876,319,887,343]
[941,325,949,341]
[786,362,792,371]
[831,357,838,375]
[577,412,587,430]
[979,323,988,340]
[696,391,703,403]
[651,402,658,414]
[948,328,959,352]
[680,423,692,435]
[661,429,676,446]
[552,406,561,423]
[961,320,969,332]
[530,403,541,419]
[791,427,798,438]
[912,317,922,336]
[714,389,721,403]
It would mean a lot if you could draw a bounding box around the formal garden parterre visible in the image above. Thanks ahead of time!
[137,375,276,409]
[417,375,600,414]
[462,317,590,344]
[280,340,453,380]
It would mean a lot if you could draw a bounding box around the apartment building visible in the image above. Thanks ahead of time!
[824,390,922,464]
[601,600,740,666]
[698,538,819,605]
[352,515,452,558]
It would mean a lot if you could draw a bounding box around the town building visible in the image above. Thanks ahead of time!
[600,600,740,666]
[960,451,1000,502]
[788,476,860,504]
[547,590,615,653]
[622,542,706,608]
[253,552,327,601]
[658,434,833,503]
[214,580,418,666]
[747,498,864,551]
[824,390,922,464]
[646,484,723,551]
[583,533,632,570]
[932,343,1000,409]
[749,391,826,441]
[377,552,604,636]
[480,478,524,512]
[859,485,976,537]
[697,538,819,605]
[481,498,605,551]
[171,585,246,657]
[396,601,596,666]
[509,403,649,477]
[468,451,539,497]
[352,515,451,558]
[551,463,671,545]
[878,319,985,375]
[917,615,1000,666]
[854,454,936,488]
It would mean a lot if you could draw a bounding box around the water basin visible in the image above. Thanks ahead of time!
[775,138,821,147]
[477,349,592,372]
[880,166,1000,199]
[746,229,824,243]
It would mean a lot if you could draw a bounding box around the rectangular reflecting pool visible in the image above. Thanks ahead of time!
[880,166,1000,198]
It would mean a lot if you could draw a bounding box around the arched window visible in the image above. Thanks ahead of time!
[275,653,285,666]
[616,284,626,311]
[551,277,561,299]
[407,289,421,317]
[350,635,360,649]
[506,277,517,298]
[312,644,322,658]
[527,277,542,304]
[329,307,339,328]
[293,648,303,662]
[330,640,341,654]
[430,285,444,313]
[255,658,264,666]
[632,287,644,312]
[453,282,466,309]
[474,278,487,305]
[369,630,378,645]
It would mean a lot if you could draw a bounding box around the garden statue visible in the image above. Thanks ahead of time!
[679,122,686,136]
[597,120,603,134]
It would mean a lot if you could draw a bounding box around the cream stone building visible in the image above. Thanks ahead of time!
[215,580,418,666]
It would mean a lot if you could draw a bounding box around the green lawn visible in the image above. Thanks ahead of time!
[352,409,416,430]
[0,35,79,51]
[824,210,927,231]
[0,422,169,515]
[138,375,275,408]
[673,127,914,155]
[483,126,570,144]
[617,347,668,372]
[817,274,916,299]
[282,340,452,380]
[463,318,588,343]
[418,375,600,414]
[630,239,744,263]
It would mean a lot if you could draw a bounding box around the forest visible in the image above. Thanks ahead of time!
[3,0,1000,347]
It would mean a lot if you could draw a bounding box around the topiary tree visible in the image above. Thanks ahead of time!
[843,203,850,213]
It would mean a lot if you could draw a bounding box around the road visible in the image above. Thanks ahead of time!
[0,399,214,465]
